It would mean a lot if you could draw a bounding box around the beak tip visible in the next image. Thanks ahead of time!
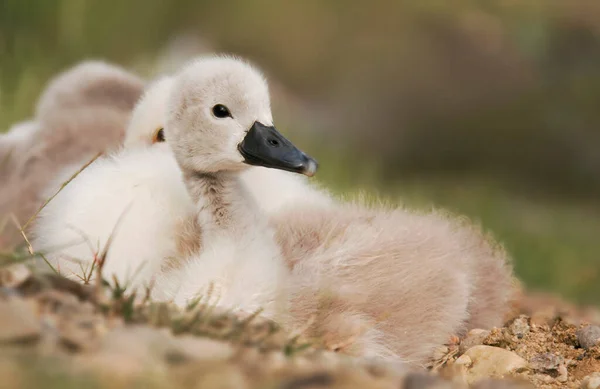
[303,158,318,177]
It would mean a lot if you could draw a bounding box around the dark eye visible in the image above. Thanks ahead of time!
[212,104,232,119]
[153,128,165,143]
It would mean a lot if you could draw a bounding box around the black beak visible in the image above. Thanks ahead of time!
[238,122,318,177]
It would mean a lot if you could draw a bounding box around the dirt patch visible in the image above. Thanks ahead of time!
[431,292,600,388]
[0,263,598,388]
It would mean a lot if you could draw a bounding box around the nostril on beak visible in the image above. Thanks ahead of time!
[267,138,280,147]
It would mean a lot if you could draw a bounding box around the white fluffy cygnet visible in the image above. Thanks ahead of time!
[32,77,194,291]
[160,57,513,368]
[150,56,322,319]
[30,60,329,302]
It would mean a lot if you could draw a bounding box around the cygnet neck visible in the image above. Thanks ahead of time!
[183,169,260,237]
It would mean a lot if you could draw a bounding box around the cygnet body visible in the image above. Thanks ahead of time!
[0,60,144,250]
[142,57,512,367]
[153,56,319,319]
[32,77,193,290]
[273,197,513,365]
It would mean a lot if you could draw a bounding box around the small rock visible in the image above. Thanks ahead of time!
[556,365,568,383]
[472,378,535,389]
[94,325,235,366]
[262,350,288,373]
[171,335,234,362]
[581,372,600,389]
[530,353,564,371]
[462,345,528,384]
[290,355,311,370]
[455,354,472,368]
[532,374,554,384]
[94,326,172,361]
[402,372,457,389]
[509,316,530,339]
[59,314,105,352]
[195,365,248,389]
[0,297,40,343]
[577,325,600,350]
[363,361,391,379]
[76,326,173,380]
[460,329,491,353]
[37,289,82,315]
[445,354,472,385]
[482,328,513,348]
[281,372,335,389]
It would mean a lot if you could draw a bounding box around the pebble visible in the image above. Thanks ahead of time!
[460,329,491,353]
[530,352,564,371]
[87,326,171,364]
[59,314,105,351]
[194,365,248,389]
[95,325,235,366]
[532,374,554,384]
[281,372,337,389]
[402,372,458,389]
[446,354,472,385]
[581,372,600,389]
[556,364,568,383]
[471,378,536,388]
[577,325,600,350]
[0,297,41,343]
[455,354,472,368]
[261,350,288,373]
[509,316,530,339]
[462,345,528,384]
[172,335,234,362]
[74,326,176,380]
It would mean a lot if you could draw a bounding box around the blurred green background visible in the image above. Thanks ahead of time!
[1,0,599,305]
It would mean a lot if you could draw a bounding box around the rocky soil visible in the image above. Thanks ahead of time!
[0,263,598,389]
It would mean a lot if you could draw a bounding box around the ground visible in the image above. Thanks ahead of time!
[0,263,598,389]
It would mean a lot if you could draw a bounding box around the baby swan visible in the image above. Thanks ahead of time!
[154,56,316,318]
[0,60,144,250]
[279,203,512,363]
[32,76,194,291]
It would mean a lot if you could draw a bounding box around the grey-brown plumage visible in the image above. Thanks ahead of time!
[273,201,514,366]
[0,61,144,250]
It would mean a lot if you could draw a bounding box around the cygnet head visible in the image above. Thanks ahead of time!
[166,56,318,176]
[124,76,174,148]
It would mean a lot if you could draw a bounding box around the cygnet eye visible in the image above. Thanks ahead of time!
[212,104,232,119]
[152,128,165,143]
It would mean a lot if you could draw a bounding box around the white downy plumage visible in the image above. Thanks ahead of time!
[152,56,300,319]
[32,76,194,291]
